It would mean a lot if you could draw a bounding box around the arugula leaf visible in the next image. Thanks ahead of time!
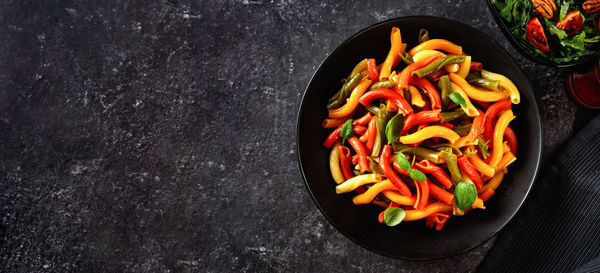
[545,18,567,40]
[499,0,516,23]
[561,32,587,51]
[585,36,600,43]
[559,2,570,21]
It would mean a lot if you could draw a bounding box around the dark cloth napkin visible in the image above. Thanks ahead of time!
[477,114,600,273]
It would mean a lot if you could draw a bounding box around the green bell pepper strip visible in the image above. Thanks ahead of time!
[326,72,364,109]
[438,75,451,111]
[440,110,467,123]
[371,104,388,158]
[411,56,466,78]
[439,150,463,184]
[392,143,441,164]
[466,73,501,91]
[418,28,430,44]
[398,52,414,65]
[453,123,472,136]
[369,79,396,90]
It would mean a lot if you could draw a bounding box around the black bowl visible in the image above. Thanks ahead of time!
[296,16,543,260]
[486,0,600,68]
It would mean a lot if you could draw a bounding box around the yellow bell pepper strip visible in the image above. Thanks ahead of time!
[408,85,426,107]
[335,173,382,194]
[489,110,515,168]
[479,171,504,194]
[412,49,444,62]
[481,69,521,104]
[450,82,480,117]
[408,39,463,56]
[498,151,516,173]
[382,190,416,206]
[329,142,345,184]
[468,148,496,177]
[399,125,460,145]
[328,78,372,118]
[403,202,453,221]
[444,64,460,73]
[457,55,471,78]
[379,27,402,81]
[353,179,396,205]
[449,73,509,102]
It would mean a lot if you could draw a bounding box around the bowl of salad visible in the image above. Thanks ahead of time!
[487,0,600,67]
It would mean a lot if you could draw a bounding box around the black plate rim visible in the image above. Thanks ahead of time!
[296,15,543,260]
[485,0,600,68]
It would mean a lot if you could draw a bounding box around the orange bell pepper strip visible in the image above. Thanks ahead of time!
[366,58,379,81]
[328,78,372,118]
[379,27,402,80]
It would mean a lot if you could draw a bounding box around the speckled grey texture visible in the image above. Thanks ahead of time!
[0,0,594,272]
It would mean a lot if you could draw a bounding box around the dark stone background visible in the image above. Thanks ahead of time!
[0,0,596,272]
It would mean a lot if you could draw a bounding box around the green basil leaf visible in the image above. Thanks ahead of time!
[385,113,404,145]
[340,119,354,143]
[448,92,466,108]
[454,182,477,211]
[409,169,427,182]
[396,153,411,171]
[384,207,406,227]
[477,139,491,157]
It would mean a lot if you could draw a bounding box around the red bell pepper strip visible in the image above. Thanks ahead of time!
[359,88,413,116]
[353,125,367,135]
[339,146,354,181]
[504,126,518,155]
[457,155,483,190]
[348,136,369,172]
[416,178,429,210]
[366,58,379,82]
[479,188,495,202]
[429,69,446,82]
[401,109,441,133]
[355,112,372,126]
[471,99,491,110]
[437,122,454,129]
[322,117,374,148]
[380,145,412,197]
[390,160,453,203]
[378,202,399,223]
[483,99,512,140]
[426,179,454,204]
[410,77,442,110]
[396,53,444,91]
[365,117,377,153]
[322,126,342,148]
[461,110,486,144]
[413,159,453,189]
[470,61,483,71]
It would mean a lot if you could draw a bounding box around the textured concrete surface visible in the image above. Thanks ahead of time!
[0,0,594,272]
